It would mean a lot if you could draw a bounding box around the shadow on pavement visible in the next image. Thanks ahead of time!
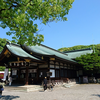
[0,95,20,100]
[91,94,100,98]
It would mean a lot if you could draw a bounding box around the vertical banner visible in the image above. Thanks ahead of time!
[3,69,8,80]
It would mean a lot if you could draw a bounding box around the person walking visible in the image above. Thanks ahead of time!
[0,79,4,98]
[0,85,4,97]
[43,77,47,91]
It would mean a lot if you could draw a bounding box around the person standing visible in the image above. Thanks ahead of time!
[43,77,47,91]
[8,76,12,86]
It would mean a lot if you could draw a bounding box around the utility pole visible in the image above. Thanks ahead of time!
[93,39,95,53]
[92,33,95,53]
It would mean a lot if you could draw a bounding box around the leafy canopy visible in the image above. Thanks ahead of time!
[75,53,100,73]
[0,38,8,71]
[0,0,74,45]
[0,38,7,53]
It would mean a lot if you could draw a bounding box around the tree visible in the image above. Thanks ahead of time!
[75,53,100,74]
[0,38,11,71]
[0,0,74,46]
[0,38,7,71]
[0,38,7,53]
[0,66,5,71]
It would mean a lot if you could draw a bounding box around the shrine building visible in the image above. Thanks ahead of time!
[0,42,93,85]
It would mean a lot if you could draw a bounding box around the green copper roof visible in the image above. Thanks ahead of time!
[65,49,93,59]
[6,44,40,60]
[24,44,76,63]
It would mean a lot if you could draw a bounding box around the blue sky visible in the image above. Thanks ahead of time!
[1,0,100,50]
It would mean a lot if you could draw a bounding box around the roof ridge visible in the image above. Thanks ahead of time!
[6,41,21,47]
[63,48,92,53]
[40,44,68,56]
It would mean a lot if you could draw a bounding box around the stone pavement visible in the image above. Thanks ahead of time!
[1,84,100,100]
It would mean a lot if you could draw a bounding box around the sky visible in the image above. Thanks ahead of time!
[1,0,100,50]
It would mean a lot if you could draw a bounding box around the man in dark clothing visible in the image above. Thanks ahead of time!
[43,77,47,91]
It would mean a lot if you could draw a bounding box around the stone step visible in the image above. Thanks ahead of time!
[5,85,43,92]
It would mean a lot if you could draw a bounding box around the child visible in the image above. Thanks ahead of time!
[0,85,4,97]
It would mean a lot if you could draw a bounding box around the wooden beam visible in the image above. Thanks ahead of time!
[24,59,31,62]
[50,57,55,60]
[25,67,29,85]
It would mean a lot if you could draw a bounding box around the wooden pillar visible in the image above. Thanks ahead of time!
[25,66,29,85]
[6,67,9,81]
[36,64,39,83]
[63,63,65,78]
[67,64,69,78]
[48,60,50,80]
[54,61,56,79]
[18,68,20,83]
[59,62,61,80]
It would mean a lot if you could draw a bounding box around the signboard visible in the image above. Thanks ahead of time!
[0,73,4,79]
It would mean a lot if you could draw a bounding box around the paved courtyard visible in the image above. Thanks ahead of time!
[1,84,100,100]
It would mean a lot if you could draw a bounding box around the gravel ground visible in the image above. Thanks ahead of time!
[1,84,100,100]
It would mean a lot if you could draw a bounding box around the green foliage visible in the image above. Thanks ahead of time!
[0,0,74,46]
[75,53,100,73]
[0,38,11,71]
[95,44,100,55]
[0,67,10,71]
[0,38,7,52]
[0,66,5,71]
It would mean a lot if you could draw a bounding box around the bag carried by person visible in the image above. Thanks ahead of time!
[0,88,4,91]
